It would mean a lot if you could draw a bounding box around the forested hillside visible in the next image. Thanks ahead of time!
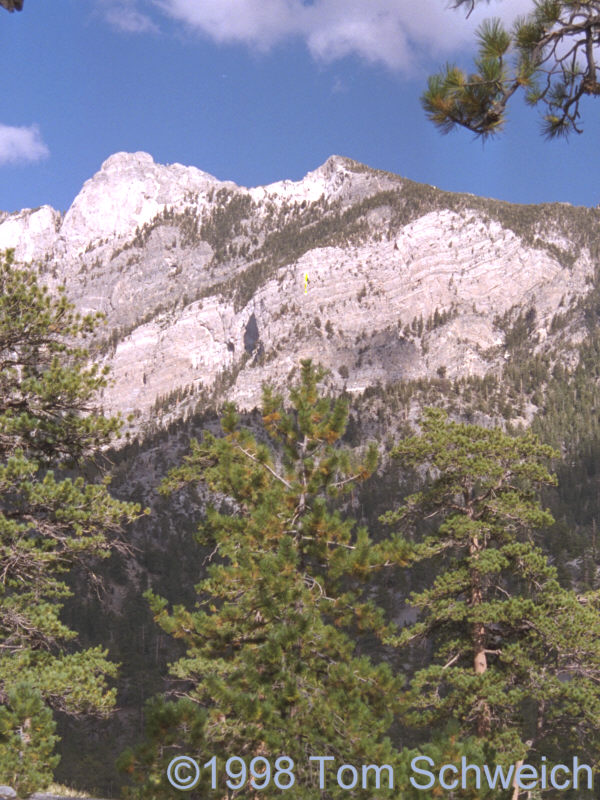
[51,257,600,797]
[3,155,600,799]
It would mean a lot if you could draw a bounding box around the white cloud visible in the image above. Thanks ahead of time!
[148,0,534,71]
[0,124,49,166]
[152,0,297,49]
[106,7,158,32]
[102,0,158,33]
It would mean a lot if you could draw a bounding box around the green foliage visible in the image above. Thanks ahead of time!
[395,723,513,800]
[199,188,256,259]
[425,304,458,332]
[495,305,537,352]
[0,685,59,797]
[425,1,600,137]
[383,408,600,775]
[118,697,208,799]
[0,251,142,792]
[126,360,408,799]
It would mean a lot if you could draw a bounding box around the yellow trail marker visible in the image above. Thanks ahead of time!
[304,272,309,294]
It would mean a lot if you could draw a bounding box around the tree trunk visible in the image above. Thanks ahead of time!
[511,759,524,800]
[470,534,491,737]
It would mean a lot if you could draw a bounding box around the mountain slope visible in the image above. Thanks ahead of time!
[4,154,599,795]
[1,152,598,431]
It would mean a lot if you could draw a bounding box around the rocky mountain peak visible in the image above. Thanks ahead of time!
[315,153,357,176]
[248,153,385,208]
[99,150,156,172]
[0,152,595,438]
[60,151,229,252]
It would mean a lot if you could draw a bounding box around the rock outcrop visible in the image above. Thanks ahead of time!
[0,152,596,431]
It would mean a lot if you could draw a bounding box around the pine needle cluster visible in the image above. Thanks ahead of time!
[423,0,600,138]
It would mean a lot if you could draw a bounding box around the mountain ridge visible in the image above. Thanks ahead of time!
[0,152,597,436]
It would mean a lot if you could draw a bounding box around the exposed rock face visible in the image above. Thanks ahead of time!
[0,152,596,430]
[59,152,230,252]
[0,205,60,262]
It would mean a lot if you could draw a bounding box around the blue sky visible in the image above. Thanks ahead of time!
[2,0,600,213]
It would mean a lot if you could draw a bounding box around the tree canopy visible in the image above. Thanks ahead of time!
[0,251,142,794]
[121,360,408,799]
[383,408,600,795]
[423,0,600,138]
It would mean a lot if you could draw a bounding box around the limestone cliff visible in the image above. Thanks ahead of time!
[0,152,596,431]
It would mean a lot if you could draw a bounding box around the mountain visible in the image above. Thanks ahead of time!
[6,153,600,793]
[1,152,598,436]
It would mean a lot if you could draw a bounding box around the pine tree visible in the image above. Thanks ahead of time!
[0,1,24,13]
[424,1,600,138]
[122,360,407,799]
[383,408,600,797]
[0,251,142,795]
[0,686,59,795]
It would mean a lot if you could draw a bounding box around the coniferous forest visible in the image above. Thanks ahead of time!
[7,0,600,798]
[3,247,600,800]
